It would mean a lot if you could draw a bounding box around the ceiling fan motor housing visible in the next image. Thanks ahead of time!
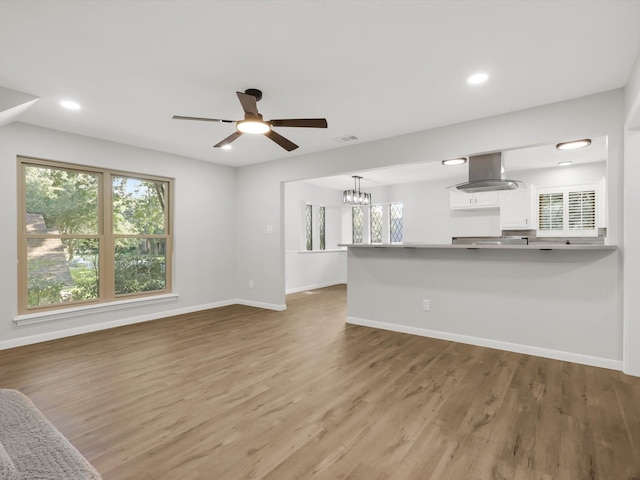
[244,88,262,102]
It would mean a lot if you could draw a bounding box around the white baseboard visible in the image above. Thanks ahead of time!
[0,299,256,351]
[285,281,346,294]
[346,316,623,372]
[234,299,287,311]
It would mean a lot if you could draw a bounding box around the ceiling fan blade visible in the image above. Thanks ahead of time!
[214,131,243,148]
[236,92,259,117]
[265,130,299,151]
[173,115,234,123]
[269,118,328,128]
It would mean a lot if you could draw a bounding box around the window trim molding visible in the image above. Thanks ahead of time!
[17,155,174,314]
[14,293,180,326]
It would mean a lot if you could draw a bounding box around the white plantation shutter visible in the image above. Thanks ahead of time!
[536,184,600,237]
[538,192,564,231]
[568,190,596,231]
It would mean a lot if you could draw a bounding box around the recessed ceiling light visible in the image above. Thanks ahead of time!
[221,144,232,150]
[558,161,573,167]
[60,100,81,110]
[442,158,467,166]
[556,138,591,150]
[467,73,489,85]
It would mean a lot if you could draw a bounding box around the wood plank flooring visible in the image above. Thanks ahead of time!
[1,285,639,479]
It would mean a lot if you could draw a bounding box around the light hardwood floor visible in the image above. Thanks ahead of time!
[1,285,639,479]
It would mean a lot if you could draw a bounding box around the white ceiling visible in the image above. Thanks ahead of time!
[1,1,639,167]
[302,135,608,190]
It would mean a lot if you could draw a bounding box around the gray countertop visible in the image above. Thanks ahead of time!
[339,243,617,251]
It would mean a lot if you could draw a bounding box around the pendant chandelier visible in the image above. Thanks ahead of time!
[343,175,371,205]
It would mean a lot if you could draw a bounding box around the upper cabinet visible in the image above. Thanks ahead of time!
[499,186,531,229]
[449,190,499,210]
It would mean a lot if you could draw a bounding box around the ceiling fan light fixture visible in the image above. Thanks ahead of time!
[237,119,271,135]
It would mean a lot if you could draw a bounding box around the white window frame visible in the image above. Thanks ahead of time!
[535,183,600,237]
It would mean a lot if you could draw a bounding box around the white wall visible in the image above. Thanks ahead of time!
[234,89,625,368]
[337,159,607,245]
[0,122,237,347]
[346,246,621,369]
[368,180,501,243]
[518,161,606,190]
[284,181,346,293]
[624,50,640,375]
[2,89,628,372]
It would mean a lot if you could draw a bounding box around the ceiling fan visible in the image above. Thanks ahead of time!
[172,89,328,152]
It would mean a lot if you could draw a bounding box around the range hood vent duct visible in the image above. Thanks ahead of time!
[449,152,523,193]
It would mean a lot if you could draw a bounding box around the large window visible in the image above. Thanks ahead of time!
[537,184,598,237]
[351,203,403,244]
[18,157,173,313]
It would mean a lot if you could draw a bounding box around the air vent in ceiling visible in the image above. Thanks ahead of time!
[332,135,359,143]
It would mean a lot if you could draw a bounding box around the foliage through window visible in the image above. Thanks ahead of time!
[352,206,364,243]
[19,157,172,313]
[390,203,403,243]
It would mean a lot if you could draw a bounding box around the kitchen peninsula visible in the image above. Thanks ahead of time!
[341,242,616,251]
[342,242,621,371]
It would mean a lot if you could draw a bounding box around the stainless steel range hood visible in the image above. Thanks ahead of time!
[449,152,523,192]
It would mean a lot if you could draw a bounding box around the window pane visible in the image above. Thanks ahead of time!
[352,206,364,243]
[113,176,167,235]
[370,205,383,243]
[390,203,404,243]
[115,238,166,295]
[539,193,564,231]
[25,165,99,235]
[305,204,313,251]
[27,238,99,307]
[319,206,326,251]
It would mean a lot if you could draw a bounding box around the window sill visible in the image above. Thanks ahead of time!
[14,293,180,326]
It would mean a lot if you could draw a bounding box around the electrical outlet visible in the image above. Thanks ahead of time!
[422,299,431,311]
[249,280,254,289]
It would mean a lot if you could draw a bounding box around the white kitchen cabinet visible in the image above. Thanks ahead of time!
[449,190,499,209]
[499,186,530,229]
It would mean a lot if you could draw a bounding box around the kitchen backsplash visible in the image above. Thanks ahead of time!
[501,228,607,245]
